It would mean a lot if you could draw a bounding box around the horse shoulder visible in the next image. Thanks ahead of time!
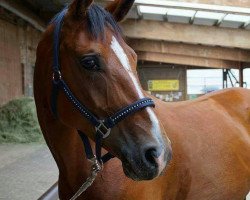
[158,88,250,199]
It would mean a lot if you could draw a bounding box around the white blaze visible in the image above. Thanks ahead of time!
[110,36,161,135]
[247,192,250,200]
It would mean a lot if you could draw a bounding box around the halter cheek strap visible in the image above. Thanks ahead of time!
[51,8,155,164]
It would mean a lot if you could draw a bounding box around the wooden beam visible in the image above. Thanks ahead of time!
[128,39,250,63]
[97,0,250,14]
[137,51,240,69]
[165,0,250,8]
[121,19,250,49]
[0,0,46,32]
[134,0,250,14]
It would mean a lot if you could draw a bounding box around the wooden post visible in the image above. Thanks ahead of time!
[239,63,244,87]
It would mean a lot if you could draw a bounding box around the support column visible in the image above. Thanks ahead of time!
[239,63,244,87]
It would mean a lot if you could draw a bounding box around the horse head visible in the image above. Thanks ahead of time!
[46,0,172,181]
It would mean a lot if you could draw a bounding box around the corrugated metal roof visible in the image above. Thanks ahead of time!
[15,0,250,30]
[130,1,250,30]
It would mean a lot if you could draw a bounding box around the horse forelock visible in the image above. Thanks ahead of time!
[50,4,122,40]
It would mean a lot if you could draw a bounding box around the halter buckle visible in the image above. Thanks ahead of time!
[52,70,62,84]
[95,120,111,139]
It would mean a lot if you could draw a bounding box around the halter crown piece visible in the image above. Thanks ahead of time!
[51,8,155,200]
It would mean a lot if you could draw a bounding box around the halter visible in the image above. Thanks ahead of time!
[51,8,155,199]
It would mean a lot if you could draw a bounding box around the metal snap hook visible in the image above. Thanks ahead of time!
[52,70,62,84]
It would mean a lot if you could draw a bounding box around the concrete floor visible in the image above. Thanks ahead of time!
[0,143,58,200]
[0,143,249,200]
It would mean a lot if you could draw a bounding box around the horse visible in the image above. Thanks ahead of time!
[34,0,250,199]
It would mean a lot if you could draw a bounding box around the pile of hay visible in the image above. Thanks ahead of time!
[0,97,42,143]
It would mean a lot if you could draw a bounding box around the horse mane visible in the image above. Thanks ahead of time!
[50,4,122,39]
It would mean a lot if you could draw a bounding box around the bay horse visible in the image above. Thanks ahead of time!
[34,0,250,199]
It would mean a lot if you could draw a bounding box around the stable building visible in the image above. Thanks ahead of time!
[0,0,250,105]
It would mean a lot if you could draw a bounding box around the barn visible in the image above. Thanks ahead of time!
[1,0,250,105]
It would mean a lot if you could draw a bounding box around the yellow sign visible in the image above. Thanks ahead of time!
[148,80,179,91]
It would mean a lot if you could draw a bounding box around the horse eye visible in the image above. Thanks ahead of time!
[80,57,100,71]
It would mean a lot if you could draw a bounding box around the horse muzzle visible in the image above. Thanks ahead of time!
[121,144,172,181]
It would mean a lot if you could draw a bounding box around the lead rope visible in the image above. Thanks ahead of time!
[69,131,111,200]
[69,156,102,200]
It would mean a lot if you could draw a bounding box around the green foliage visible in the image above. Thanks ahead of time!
[0,97,42,143]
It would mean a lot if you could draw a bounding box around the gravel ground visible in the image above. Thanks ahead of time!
[0,143,58,200]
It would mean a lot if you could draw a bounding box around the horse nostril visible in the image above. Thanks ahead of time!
[145,148,160,166]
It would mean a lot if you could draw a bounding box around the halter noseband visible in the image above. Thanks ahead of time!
[50,9,155,198]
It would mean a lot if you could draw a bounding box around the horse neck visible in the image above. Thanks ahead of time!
[42,112,92,191]
[34,30,92,193]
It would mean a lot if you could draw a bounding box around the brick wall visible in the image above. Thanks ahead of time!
[0,10,41,105]
[19,24,41,97]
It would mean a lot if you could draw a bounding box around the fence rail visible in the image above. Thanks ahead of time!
[38,182,59,200]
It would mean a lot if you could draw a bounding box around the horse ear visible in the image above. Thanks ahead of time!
[68,0,93,18]
[106,0,135,22]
